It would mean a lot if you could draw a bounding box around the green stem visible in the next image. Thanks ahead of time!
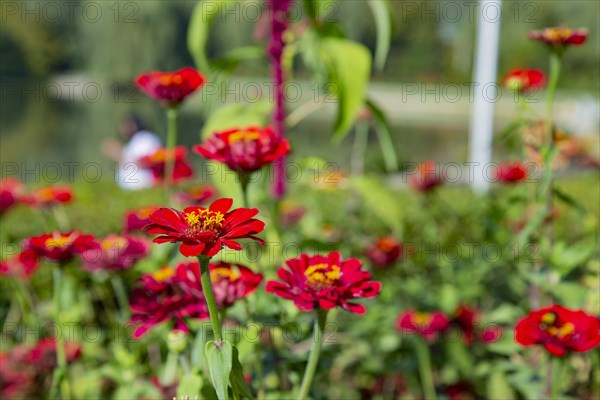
[296,310,328,400]
[50,267,71,400]
[162,350,178,385]
[165,106,179,197]
[110,275,131,323]
[415,337,436,400]
[550,356,561,399]
[239,172,252,208]
[351,120,369,176]
[197,255,222,341]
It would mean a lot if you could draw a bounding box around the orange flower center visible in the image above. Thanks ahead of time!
[545,27,572,41]
[36,188,56,201]
[101,237,128,252]
[210,267,238,283]
[412,312,434,326]
[185,209,224,232]
[45,235,72,249]
[228,130,261,143]
[377,238,398,252]
[159,74,182,85]
[305,263,341,289]
[540,312,575,338]
[137,207,156,218]
[152,266,174,282]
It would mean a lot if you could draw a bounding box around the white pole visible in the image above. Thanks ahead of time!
[468,0,502,193]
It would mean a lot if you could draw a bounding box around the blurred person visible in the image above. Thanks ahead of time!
[102,116,161,190]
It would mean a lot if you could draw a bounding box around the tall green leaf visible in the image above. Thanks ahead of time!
[320,38,372,141]
[367,0,391,71]
[229,346,253,400]
[205,340,233,400]
[366,98,398,172]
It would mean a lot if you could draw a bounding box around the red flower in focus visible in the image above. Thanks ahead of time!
[194,126,290,173]
[266,252,382,315]
[81,234,150,272]
[135,67,206,107]
[23,186,73,208]
[408,161,444,192]
[177,184,218,205]
[365,237,402,268]
[129,266,209,338]
[25,231,95,263]
[0,178,23,216]
[515,305,600,357]
[452,305,502,345]
[495,162,529,184]
[503,69,545,92]
[175,261,263,309]
[396,311,450,342]
[138,146,194,184]
[528,26,588,53]
[0,250,39,279]
[144,198,265,257]
[124,206,160,233]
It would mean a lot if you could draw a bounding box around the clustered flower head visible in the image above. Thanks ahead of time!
[0,178,23,215]
[135,67,206,107]
[124,206,160,233]
[365,237,402,268]
[515,305,599,357]
[24,231,95,263]
[137,146,194,184]
[408,161,444,192]
[194,126,291,173]
[0,249,39,280]
[495,162,529,184]
[266,251,382,315]
[81,234,150,272]
[177,184,218,206]
[22,186,73,208]
[528,26,588,55]
[503,68,546,93]
[396,311,450,342]
[144,198,265,257]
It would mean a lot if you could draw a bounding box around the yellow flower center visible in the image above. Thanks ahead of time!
[152,266,174,282]
[210,267,238,283]
[540,312,574,338]
[412,312,433,326]
[545,27,572,41]
[228,130,261,143]
[36,188,56,201]
[101,237,128,252]
[185,209,225,232]
[505,76,524,91]
[45,236,72,249]
[305,263,341,289]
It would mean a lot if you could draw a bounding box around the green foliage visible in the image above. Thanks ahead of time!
[205,340,233,400]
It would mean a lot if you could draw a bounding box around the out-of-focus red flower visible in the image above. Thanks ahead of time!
[495,162,529,184]
[396,311,450,342]
[176,185,218,205]
[81,234,150,272]
[149,376,178,399]
[137,146,194,184]
[23,186,73,208]
[452,305,502,345]
[144,198,265,257]
[266,252,382,315]
[279,201,306,227]
[24,338,81,371]
[129,266,209,338]
[175,260,263,309]
[0,250,39,279]
[445,381,476,400]
[503,69,546,92]
[528,26,588,53]
[25,231,95,263]
[0,350,34,399]
[135,67,206,107]
[124,206,160,233]
[0,178,23,216]
[365,237,402,268]
[194,126,290,173]
[515,305,600,357]
[408,161,444,192]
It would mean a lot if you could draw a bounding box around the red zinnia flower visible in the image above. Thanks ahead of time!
[144,198,265,257]
[528,26,588,53]
[138,146,194,184]
[135,67,206,107]
[129,266,209,338]
[503,69,546,92]
[23,186,73,208]
[24,338,81,371]
[124,206,160,233]
[365,237,402,268]
[495,162,529,184]
[396,311,450,342]
[408,161,444,192]
[176,184,218,205]
[265,251,382,315]
[515,305,600,357]
[0,178,23,216]
[81,234,150,272]
[194,126,291,173]
[452,305,502,345]
[25,231,95,263]
[175,260,263,309]
[279,201,306,227]
[0,250,39,279]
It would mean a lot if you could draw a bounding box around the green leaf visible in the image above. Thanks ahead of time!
[188,0,234,71]
[487,370,516,400]
[549,241,595,277]
[205,340,233,400]
[229,346,253,400]
[365,99,398,172]
[367,0,391,71]
[320,38,372,141]
[549,282,588,308]
[177,372,203,398]
[351,176,403,234]
[303,0,338,24]
[438,284,459,314]
[553,187,585,214]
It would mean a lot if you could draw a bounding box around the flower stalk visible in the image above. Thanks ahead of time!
[415,337,436,400]
[297,309,328,400]
[50,266,71,400]
[165,106,179,194]
[197,255,222,341]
